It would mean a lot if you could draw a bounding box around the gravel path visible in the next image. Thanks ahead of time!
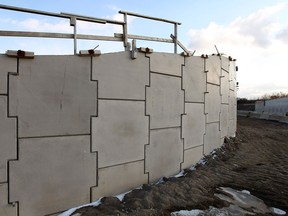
[74,117,288,216]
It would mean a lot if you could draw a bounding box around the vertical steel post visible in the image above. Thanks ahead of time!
[174,23,177,54]
[69,16,77,55]
[123,13,128,50]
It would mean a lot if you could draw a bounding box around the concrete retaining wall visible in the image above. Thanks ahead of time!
[242,97,288,124]
[256,97,288,117]
[0,51,237,216]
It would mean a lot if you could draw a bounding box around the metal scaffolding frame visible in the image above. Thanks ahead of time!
[0,4,188,54]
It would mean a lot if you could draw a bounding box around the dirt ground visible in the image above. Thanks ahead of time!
[75,117,288,216]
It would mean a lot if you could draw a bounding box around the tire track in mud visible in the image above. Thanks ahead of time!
[75,117,288,216]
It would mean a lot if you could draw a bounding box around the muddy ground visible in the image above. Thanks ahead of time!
[75,117,288,216]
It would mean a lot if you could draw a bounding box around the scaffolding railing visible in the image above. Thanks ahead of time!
[0,4,191,55]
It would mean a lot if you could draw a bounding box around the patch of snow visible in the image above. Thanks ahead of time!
[174,170,185,178]
[115,190,132,201]
[156,177,164,185]
[189,165,196,171]
[271,207,286,215]
[115,185,142,201]
[170,209,204,216]
[172,205,260,216]
[241,189,251,195]
[58,199,102,216]
[197,158,206,166]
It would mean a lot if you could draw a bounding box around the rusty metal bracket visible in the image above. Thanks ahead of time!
[6,50,34,58]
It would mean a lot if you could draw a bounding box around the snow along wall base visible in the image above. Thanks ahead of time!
[0,51,237,216]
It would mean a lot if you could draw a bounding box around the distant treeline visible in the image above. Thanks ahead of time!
[237,98,256,111]
[257,92,288,100]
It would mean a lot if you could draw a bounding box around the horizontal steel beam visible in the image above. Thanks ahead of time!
[78,34,122,41]
[119,10,181,25]
[0,4,68,19]
[0,31,123,41]
[61,12,124,25]
[114,33,173,43]
[0,4,113,25]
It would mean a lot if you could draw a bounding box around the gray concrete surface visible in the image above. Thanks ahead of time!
[9,136,96,216]
[147,52,184,77]
[92,51,149,100]
[146,73,184,129]
[183,56,206,103]
[221,69,229,104]
[92,160,148,200]
[206,55,221,85]
[205,84,221,123]
[182,145,204,169]
[9,56,97,137]
[229,61,237,91]
[92,100,148,168]
[182,103,205,149]
[0,96,16,183]
[0,183,17,216]
[145,128,183,183]
[220,104,229,138]
[0,55,17,94]
[221,56,230,72]
[0,51,237,216]
[204,122,221,155]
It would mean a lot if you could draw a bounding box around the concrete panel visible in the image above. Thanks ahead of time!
[0,55,17,94]
[229,61,237,91]
[183,57,206,102]
[92,51,149,100]
[9,136,96,216]
[9,56,96,137]
[221,137,225,146]
[228,119,236,137]
[204,122,221,155]
[229,90,237,120]
[147,52,184,76]
[182,103,205,149]
[221,70,229,104]
[92,161,148,200]
[146,73,184,129]
[229,79,236,91]
[145,128,183,183]
[221,56,230,72]
[220,104,229,138]
[206,55,221,85]
[230,61,237,80]
[255,101,265,113]
[0,183,17,216]
[92,100,148,168]
[205,84,221,123]
[0,96,16,182]
[182,146,203,170]
[264,97,288,116]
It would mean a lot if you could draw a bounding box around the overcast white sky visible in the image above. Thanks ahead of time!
[0,0,287,99]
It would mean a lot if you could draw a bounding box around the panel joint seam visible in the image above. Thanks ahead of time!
[150,71,182,78]
[99,159,145,170]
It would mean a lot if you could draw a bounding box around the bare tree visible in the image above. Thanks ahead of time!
[259,92,288,100]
